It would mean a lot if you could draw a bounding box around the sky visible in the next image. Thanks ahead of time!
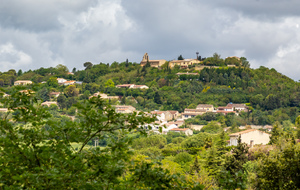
[1,0,300,80]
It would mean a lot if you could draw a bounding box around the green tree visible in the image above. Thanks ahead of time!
[200,121,222,134]
[0,91,205,189]
[104,79,115,88]
[190,156,201,174]
[205,146,221,176]
[219,135,249,189]
[255,142,300,189]
[154,91,162,104]
[240,57,250,68]
[181,133,210,148]
[56,64,69,75]
[57,94,67,110]
[64,85,79,97]
[47,77,59,88]
[17,69,23,76]
[269,122,282,145]
[0,79,4,86]
[178,55,184,60]
[83,62,93,70]
[132,135,167,150]
[38,87,50,101]
[216,131,228,156]
[295,115,300,129]
[173,152,193,164]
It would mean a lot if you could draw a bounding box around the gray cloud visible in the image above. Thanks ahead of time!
[0,0,300,80]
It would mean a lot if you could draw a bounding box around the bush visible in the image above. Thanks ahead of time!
[172,137,185,144]
[132,135,167,150]
[200,121,222,134]
[173,152,193,164]
[139,147,162,159]
[181,133,210,148]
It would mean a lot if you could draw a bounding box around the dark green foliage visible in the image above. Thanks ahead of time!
[132,135,167,150]
[178,55,184,60]
[37,87,49,101]
[224,136,249,174]
[190,156,201,174]
[181,133,211,148]
[255,143,300,189]
[83,62,93,70]
[225,57,241,66]
[57,94,67,110]
[218,135,249,189]
[166,131,187,144]
[200,121,222,134]
[216,131,229,156]
[269,122,282,145]
[205,146,222,176]
[154,91,162,104]
[0,91,203,189]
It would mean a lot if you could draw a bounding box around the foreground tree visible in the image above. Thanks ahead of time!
[0,91,204,189]
[218,135,249,189]
[255,142,300,189]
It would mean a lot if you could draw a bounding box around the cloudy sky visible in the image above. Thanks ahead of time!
[1,0,300,80]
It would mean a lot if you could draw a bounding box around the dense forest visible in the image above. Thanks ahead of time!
[1,54,300,189]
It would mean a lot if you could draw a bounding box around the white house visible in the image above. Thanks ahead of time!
[0,108,8,112]
[129,85,149,89]
[229,129,270,147]
[169,128,193,136]
[113,105,136,113]
[41,101,58,107]
[161,123,178,134]
[89,92,119,100]
[151,111,173,121]
[115,84,135,88]
[63,81,76,86]
[57,78,67,84]
[196,104,214,112]
[217,106,234,111]
[226,103,248,112]
[14,80,33,86]
[50,92,61,98]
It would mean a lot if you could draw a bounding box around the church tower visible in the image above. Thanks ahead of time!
[142,53,149,62]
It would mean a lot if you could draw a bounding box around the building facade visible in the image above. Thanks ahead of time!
[140,53,166,68]
[229,129,270,147]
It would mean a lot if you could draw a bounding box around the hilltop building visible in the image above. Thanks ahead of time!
[169,59,201,69]
[140,53,166,68]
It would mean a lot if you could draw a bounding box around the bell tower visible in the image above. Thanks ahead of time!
[142,53,149,62]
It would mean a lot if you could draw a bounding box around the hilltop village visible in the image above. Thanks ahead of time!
[0,52,295,146]
[1,52,300,188]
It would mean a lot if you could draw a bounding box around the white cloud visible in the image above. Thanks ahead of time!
[0,43,32,70]
[1,0,300,80]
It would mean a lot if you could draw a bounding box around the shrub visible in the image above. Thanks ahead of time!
[173,152,193,164]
